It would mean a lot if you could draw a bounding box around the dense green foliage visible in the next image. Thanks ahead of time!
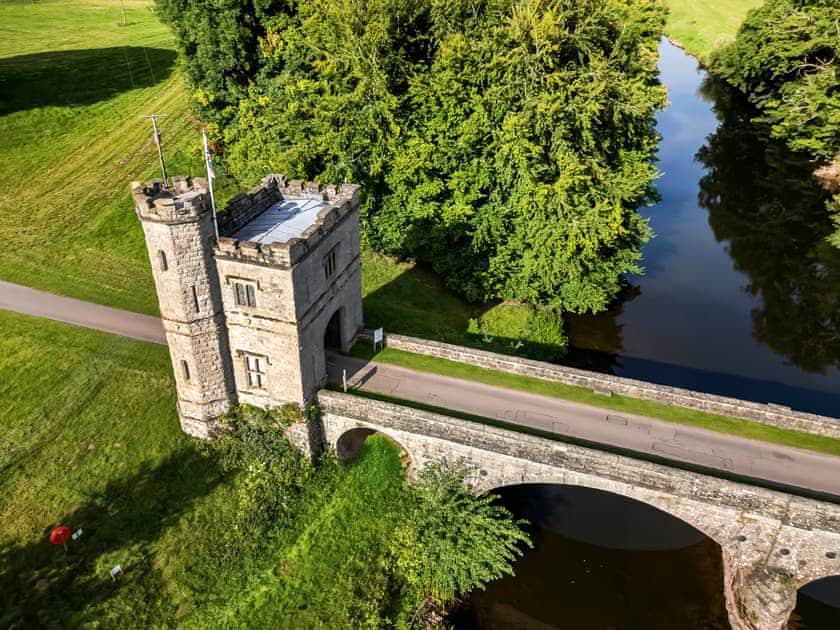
[391,460,531,607]
[0,313,528,627]
[712,0,839,162]
[157,0,666,313]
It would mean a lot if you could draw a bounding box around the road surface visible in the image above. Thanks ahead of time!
[3,279,840,497]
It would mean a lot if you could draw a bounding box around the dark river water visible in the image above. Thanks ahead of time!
[452,40,840,629]
[565,40,840,418]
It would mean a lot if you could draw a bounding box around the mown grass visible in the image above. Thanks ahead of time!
[662,0,762,62]
[349,344,840,457]
[0,0,218,315]
[0,311,411,627]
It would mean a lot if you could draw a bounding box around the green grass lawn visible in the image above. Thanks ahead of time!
[662,0,762,62]
[0,311,412,627]
[350,345,840,457]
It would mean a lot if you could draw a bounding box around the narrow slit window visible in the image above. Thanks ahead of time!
[245,354,266,388]
[324,245,338,280]
[158,250,168,271]
[191,285,200,312]
[181,360,190,381]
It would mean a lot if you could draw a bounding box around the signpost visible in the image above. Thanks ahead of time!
[373,327,384,352]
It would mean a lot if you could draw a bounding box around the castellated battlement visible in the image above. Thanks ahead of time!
[130,175,212,223]
[214,173,361,268]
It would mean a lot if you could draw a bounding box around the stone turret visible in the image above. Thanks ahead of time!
[132,176,235,437]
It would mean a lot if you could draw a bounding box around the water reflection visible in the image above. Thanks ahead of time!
[451,485,730,630]
[696,78,840,375]
[566,40,840,415]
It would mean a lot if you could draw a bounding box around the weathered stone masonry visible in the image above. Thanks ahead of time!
[293,390,840,630]
[133,174,363,437]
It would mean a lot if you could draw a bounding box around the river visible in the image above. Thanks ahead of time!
[565,39,840,418]
[452,40,840,629]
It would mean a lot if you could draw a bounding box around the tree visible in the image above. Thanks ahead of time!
[390,460,531,608]
[158,0,666,314]
[711,0,839,161]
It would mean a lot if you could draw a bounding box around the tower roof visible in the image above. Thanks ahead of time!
[229,195,329,245]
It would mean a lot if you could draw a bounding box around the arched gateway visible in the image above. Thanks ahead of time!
[287,389,840,630]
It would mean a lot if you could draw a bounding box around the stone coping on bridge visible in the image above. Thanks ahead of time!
[316,389,840,524]
[358,330,840,440]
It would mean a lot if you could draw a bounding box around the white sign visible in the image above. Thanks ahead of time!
[373,328,384,344]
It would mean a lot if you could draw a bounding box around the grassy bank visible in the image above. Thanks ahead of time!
[662,0,761,62]
[350,345,840,457]
[0,311,414,627]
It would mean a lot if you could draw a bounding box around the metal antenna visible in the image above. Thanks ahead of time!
[141,114,168,187]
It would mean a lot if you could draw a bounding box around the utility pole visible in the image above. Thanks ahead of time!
[142,114,168,187]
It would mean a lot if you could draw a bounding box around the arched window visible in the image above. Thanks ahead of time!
[158,250,168,271]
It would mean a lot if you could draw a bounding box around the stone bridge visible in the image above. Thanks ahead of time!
[287,390,840,630]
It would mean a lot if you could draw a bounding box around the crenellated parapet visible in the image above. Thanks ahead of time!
[131,176,211,224]
[214,174,360,268]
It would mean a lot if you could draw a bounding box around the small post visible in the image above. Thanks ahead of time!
[141,114,168,187]
[342,368,347,392]
[119,0,127,25]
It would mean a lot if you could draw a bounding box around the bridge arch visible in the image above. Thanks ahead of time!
[482,482,719,550]
[333,425,414,470]
[790,574,840,627]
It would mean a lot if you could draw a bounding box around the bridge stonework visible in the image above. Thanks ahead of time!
[287,390,840,630]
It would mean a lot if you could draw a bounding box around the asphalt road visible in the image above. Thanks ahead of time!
[4,279,840,497]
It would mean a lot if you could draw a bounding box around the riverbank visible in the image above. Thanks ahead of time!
[662,0,761,62]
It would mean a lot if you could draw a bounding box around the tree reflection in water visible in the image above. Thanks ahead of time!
[696,78,840,374]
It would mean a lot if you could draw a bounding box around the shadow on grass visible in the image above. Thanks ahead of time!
[361,260,571,362]
[0,445,223,627]
[0,47,176,115]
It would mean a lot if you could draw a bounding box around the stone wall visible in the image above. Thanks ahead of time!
[315,389,840,629]
[360,331,840,439]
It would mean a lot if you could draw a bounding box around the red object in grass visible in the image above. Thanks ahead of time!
[49,525,71,546]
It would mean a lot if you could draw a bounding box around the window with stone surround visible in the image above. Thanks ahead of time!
[158,250,168,271]
[245,354,266,388]
[234,281,257,307]
[181,360,190,381]
[324,244,338,280]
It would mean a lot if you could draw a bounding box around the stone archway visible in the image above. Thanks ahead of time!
[335,427,412,469]
[324,308,342,351]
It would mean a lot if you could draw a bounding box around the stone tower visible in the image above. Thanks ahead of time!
[132,176,235,437]
[132,174,364,438]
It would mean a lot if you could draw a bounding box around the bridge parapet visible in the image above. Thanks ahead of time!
[299,389,840,630]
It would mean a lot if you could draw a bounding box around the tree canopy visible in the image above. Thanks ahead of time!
[157,0,666,313]
[711,0,839,162]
